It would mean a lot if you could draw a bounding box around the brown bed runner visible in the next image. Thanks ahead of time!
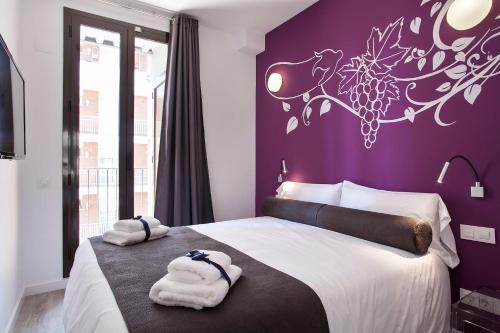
[89,226,329,333]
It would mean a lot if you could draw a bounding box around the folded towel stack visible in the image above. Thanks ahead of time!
[103,216,169,246]
[149,250,242,310]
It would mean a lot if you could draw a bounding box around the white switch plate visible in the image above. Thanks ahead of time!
[460,224,496,244]
[460,225,474,240]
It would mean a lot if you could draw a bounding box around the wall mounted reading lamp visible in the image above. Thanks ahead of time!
[278,158,287,183]
[437,155,484,198]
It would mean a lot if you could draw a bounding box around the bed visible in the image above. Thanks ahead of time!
[63,215,452,333]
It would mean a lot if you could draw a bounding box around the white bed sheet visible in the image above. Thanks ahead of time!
[63,217,451,333]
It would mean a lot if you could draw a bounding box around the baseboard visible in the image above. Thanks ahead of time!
[5,291,24,333]
[4,279,68,333]
[24,278,68,297]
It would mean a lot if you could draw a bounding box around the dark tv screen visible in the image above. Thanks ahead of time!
[0,33,25,159]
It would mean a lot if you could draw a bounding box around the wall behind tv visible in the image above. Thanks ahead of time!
[256,0,500,298]
[0,0,22,331]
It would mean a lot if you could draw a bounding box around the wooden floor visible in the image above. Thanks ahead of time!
[13,290,65,333]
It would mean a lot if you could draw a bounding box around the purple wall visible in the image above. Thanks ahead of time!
[256,0,500,299]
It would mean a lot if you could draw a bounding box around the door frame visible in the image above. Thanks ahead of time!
[62,8,169,277]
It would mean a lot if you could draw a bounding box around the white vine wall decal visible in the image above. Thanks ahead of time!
[265,0,500,149]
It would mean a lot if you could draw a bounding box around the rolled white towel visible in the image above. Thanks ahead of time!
[166,250,231,285]
[103,225,170,246]
[113,216,161,233]
[149,265,242,310]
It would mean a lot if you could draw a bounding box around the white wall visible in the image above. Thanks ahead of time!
[0,0,22,331]
[17,0,256,291]
[199,25,256,221]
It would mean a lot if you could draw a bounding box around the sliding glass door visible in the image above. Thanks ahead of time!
[63,8,168,276]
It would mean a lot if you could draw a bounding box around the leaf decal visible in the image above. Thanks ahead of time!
[404,107,416,123]
[338,57,363,94]
[445,64,468,79]
[432,51,445,70]
[436,82,451,92]
[451,37,474,52]
[320,100,331,116]
[455,52,466,62]
[305,106,313,119]
[417,57,426,71]
[464,84,482,104]
[416,49,425,57]
[303,92,310,102]
[496,14,500,20]
[410,17,421,34]
[420,0,431,5]
[282,102,291,112]
[430,2,442,17]
[404,55,413,64]
[362,17,410,75]
[286,116,298,134]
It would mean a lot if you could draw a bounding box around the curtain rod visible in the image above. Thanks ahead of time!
[95,0,177,20]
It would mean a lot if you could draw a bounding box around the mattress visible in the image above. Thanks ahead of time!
[63,216,451,333]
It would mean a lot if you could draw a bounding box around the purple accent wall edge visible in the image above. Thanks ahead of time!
[256,0,500,300]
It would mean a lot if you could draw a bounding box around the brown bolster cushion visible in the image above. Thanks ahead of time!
[261,197,432,255]
[261,197,325,226]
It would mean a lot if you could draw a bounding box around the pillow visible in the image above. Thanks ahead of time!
[276,181,343,206]
[339,181,459,268]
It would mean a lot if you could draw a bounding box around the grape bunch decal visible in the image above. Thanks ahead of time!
[338,17,408,148]
[265,0,500,149]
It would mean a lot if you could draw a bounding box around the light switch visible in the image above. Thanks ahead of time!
[477,230,491,241]
[460,224,496,244]
[474,226,496,244]
[460,225,474,240]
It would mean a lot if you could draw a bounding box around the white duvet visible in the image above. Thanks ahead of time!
[63,217,451,333]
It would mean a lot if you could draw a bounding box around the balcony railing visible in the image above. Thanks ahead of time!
[79,167,150,243]
[80,116,99,134]
[134,120,147,136]
[80,222,115,243]
[80,117,147,136]
[79,168,148,187]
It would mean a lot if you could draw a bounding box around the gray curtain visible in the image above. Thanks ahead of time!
[154,15,214,227]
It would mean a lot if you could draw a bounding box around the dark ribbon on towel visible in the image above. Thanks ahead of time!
[133,216,151,242]
[187,250,232,287]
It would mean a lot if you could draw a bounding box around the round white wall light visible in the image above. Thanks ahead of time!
[267,73,283,93]
[446,0,492,31]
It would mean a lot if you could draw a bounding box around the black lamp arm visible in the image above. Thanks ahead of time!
[448,155,480,183]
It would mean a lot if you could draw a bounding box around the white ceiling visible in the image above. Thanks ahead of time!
[138,0,318,35]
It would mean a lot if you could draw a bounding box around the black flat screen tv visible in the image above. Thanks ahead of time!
[0,33,25,160]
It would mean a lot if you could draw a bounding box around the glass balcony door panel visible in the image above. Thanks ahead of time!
[63,8,169,277]
[133,37,168,217]
[78,25,121,242]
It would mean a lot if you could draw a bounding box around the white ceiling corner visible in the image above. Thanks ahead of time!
[134,0,319,53]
